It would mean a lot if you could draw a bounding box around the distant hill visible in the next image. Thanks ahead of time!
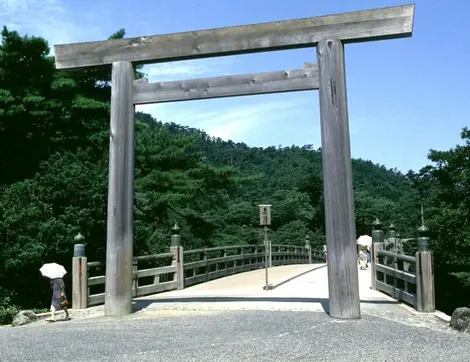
[136,111,422,243]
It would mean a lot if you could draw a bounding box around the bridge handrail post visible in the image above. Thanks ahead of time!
[415,224,435,312]
[72,233,88,309]
[387,222,398,253]
[370,218,384,290]
[240,246,245,270]
[170,223,184,290]
[305,235,312,264]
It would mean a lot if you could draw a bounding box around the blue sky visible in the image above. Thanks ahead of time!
[1,0,469,173]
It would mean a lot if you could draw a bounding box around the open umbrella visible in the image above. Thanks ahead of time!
[40,263,67,279]
[356,235,372,247]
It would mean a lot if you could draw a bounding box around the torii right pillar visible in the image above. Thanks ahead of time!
[317,39,360,319]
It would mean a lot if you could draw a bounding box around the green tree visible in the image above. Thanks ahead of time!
[413,127,470,312]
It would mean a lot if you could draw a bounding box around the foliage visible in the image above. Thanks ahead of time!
[0,307,19,326]
[408,127,470,312]
[0,306,49,326]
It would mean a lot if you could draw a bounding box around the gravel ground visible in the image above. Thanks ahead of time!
[1,307,469,362]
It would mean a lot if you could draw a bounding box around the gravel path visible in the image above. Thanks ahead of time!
[0,306,468,362]
[2,265,466,361]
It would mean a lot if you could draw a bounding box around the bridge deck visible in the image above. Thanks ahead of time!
[1,264,468,362]
[133,263,394,313]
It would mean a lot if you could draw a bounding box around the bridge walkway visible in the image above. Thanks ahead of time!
[132,263,439,322]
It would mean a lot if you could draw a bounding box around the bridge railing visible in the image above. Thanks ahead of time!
[369,220,435,313]
[374,250,417,307]
[183,244,325,287]
[72,235,325,309]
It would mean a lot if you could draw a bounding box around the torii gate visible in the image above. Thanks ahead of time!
[54,4,415,319]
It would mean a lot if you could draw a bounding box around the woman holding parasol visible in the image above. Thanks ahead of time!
[39,263,71,322]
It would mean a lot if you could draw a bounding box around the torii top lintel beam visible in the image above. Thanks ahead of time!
[53,4,414,71]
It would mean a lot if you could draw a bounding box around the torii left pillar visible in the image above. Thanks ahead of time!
[104,61,135,316]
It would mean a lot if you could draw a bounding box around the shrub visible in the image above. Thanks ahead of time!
[0,306,19,325]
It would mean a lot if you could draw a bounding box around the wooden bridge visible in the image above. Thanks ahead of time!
[3,223,466,362]
[75,239,327,309]
[71,220,435,316]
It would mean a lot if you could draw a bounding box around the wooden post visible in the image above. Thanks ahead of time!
[415,225,435,312]
[305,235,312,264]
[370,218,384,290]
[72,235,87,309]
[131,260,138,297]
[72,256,87,309]
[104,61,135,316]
[268,240,272,267]
[317,39,360,319]
[171,247,184,290]
[416,252,435,312]
[170,223,184,290]
[388,223,397,252]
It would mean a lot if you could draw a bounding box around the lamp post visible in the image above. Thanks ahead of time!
[259,204,273,291]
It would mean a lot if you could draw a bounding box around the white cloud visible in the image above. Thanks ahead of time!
[0,0,238,80]
[0,0,81,49]
[137,95,312,143]
[143,57,237,82]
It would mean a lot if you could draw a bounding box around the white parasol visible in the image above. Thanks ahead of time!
[40,263,67,279]
[356,235,372,247]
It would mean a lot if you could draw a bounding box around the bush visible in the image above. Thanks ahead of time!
[0,306,19,325]
[0,306,50,326]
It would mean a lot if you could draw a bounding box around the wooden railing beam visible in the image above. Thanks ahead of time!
[84,243,324,307]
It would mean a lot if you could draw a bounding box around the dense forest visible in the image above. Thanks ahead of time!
[0,27,469,323]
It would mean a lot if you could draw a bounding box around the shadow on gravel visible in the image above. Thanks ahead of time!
[132,296,400,315]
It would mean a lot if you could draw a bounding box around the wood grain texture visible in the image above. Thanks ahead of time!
[371,242,384,290]
[104,61,135,316]
[416,251,435,313]
[375,281,416,306]
[171,246,185,290]
[72,257,87,309]
[317,39,361,319]
[133,66,319,105]
[54,4,414,70]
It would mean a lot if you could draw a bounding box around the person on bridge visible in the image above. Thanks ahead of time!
[47,278,70,322]
[358,247,368,270]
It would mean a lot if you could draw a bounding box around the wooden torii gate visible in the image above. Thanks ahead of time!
[54,4,415,319]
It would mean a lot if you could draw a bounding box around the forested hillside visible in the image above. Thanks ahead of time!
[0,27,468,321]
